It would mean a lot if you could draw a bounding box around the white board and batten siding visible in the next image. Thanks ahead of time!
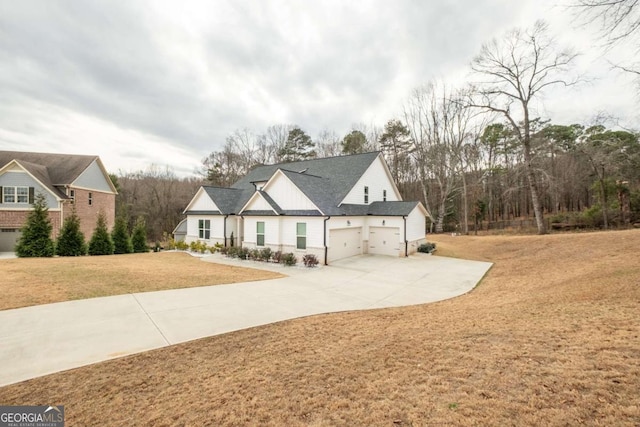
[244,216,325,259]
[184,188,225,244]
[264,172,318,211]
[280,217,323,248]
[244,193,276,212]
[243,217,281,247]
[405,205,428,254]
[187,188,221,212]
[340,155,401,205]
[185,215,225,244]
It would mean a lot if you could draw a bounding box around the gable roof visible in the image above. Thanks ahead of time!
[0,151,116,197]
[189,152,421,218]
[234,152,381,215]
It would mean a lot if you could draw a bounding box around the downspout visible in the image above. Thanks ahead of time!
[403,215,408,257]
[323,216,331,265]
[223,215,228,247]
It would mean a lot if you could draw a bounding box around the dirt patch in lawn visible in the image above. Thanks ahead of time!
[0,252,282,310]
[1,230,639,425]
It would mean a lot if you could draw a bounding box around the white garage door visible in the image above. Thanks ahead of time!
[0,229,21,252]
[368,227,401,257]
[328,227,362,262]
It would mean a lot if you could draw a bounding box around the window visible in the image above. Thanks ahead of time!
[383,189,387,202]
[2,186,29,204]
[69,189,75,204]
[88,192,93,206]
[198,219,211,239]
[364,186,369,204]
[16,187,28,203]
[256,221,265,246]
[296,222,306,250]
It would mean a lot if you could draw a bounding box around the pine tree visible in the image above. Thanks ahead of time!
[131,216,148,253]
[57,210,86,256]
[111,215,133,254]
[88,211,114,255]
[15,193,55,257]
[379,119,413,183]
[278,127,316,162]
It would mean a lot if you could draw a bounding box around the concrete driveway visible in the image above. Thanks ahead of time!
[0,254,491,386]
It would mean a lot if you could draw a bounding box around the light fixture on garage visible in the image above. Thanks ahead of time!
[347,220,351,226]
[382,220,385,226]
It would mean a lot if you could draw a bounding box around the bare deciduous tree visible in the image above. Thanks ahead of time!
[404,83,472,233]
[573,0,640,46]
[469,20,578,234]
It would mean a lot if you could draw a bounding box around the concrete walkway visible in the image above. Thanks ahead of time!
[0,254,491,387]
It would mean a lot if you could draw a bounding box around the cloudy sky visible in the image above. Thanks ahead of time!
[0,0,637,176]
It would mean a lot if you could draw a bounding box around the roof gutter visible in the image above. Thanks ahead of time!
[323,215,331,265]
[223,214,229,247]
[403,215,408,257]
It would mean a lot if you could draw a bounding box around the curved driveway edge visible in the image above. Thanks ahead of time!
[0,254,491,387]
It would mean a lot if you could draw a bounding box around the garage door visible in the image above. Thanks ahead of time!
[0,229,21,252]
[368,227,400,257]
[328,227,362,262]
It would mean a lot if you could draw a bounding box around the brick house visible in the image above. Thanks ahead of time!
[0,151,117,251]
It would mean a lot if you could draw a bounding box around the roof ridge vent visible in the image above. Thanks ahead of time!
[298,168,308,174]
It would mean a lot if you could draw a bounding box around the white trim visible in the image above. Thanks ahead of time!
[0,160,64,202]
[239,169,324,215]
[239,191,279,214]
[70,158,118,195]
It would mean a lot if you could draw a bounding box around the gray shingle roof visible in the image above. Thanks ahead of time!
[233,152,380,214]
[0,151,103,199]
[367,201,420,216]
[193,152,419,218]
[257,190,283,214]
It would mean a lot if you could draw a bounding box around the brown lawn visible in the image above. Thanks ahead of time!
[0,252,282,310]
[1,230,639,426]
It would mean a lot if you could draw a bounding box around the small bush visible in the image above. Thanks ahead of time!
[226,246,239,258]
[219,246,229,255]
[303,254,319,267]
[271,251,282,264]
[248,249,260,260]
[282,252,297,266]
[166,238,176,250]
[418,242,436,254]
[175,240,188,251]
[260,247,272,262]
[237,247,250,260]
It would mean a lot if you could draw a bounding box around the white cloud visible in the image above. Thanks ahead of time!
[0,0,636,176]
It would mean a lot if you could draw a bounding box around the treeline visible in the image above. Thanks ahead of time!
[114,20,639,238]
[113,165,203,242]
[194,115,640,234]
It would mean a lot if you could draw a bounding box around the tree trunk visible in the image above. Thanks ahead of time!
[599,176,609,229]
[523,144,547,234]
[461,171,469,234]
[435,199,446,233]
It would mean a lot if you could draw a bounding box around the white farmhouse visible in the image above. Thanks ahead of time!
[181,152,427,264]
